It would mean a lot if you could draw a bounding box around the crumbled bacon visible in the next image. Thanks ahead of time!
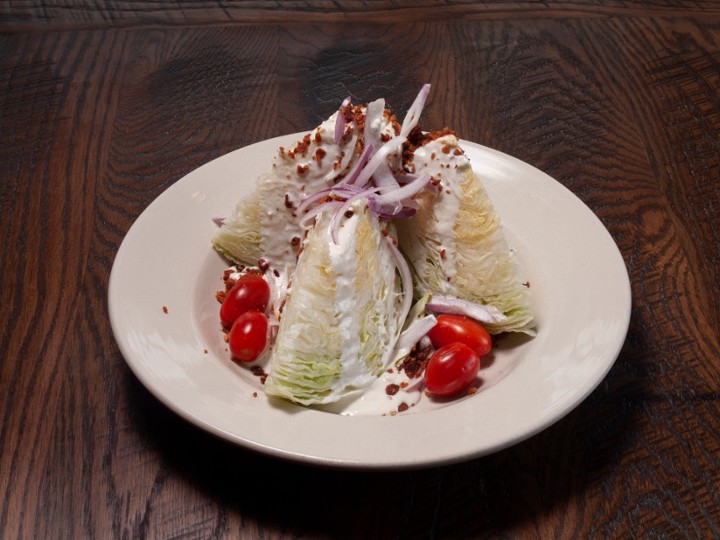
[398,344,433,379]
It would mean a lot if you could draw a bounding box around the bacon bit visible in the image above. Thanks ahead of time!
[273,269,280,277]
[380,133,391,142]
[284,193,294,208]
[251,365,268,384]
[441,145,451,154]
[453,148,463,156]
[279,146,285,156]
[314,130,322,144]
[431,152,436,159]
[223,334,229,343]
[381,229,389,237]
[439,248,446,260]
[314,147,326,162]
[258,259,269,272]
[297,164,309,175]
[344,209,354,218]
[386,384,400,396]
[279,298,287,314]
[203,349,208,354]
[252,392,258,398]
[290,134,312,157]
[389,114,401,135]
[215,290,225,303]
[291,236,301,246]
[467,386,478,395]
[398,402,409,413]
[333,161,341,170]
[400,381,409,389]
[398,344,432,379]
[162,306,168,314]
[523,281,531,288]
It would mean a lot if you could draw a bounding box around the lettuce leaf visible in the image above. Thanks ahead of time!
[264,202,406,405]
[396,135,535,335]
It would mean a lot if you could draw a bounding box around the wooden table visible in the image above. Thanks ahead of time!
[2,2,719,537]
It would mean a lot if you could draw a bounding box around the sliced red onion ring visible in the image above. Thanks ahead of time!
[368,198,418,219]
[295,183,363,216]
[364,98,385,150]
[372,172,431,206]
[400,83,431,138]
[335,96,351,144]
[372,161,400,190]
[395,173,419,185]
[392,314,437,360]
[299,200,342,229]
[353,135,407,188]
[425,295,508,324]
[296,189,332,215]
[341,143,374,186]
[386,235,414,332]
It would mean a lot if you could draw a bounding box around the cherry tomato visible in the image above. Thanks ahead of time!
[220,273,270,328]
[428,314,492,357]
[228,311,269,362]
[424,342,480,397]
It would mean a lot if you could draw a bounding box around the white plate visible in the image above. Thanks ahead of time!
[108,133,631,469]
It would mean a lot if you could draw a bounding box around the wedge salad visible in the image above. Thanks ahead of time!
[212,85,536,411]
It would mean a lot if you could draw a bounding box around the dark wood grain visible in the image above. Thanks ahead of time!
[1,2,719,538]
[4,0,720,30]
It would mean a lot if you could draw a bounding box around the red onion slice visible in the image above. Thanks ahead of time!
[392,314,437,358]
[386,235,414,332]
[341,143,374,186]
[368,198,418,219]
[425,295,508,324]
[372,172,431,206]
[400,83,431,138]
[372,161,401,190]
[364,98,385,150]
[299,200,343,229]
[353,135,407,188]
[334,96,351,144]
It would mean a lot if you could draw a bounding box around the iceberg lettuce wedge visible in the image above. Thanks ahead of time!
[396,134,535,335]
[264,201,406,405]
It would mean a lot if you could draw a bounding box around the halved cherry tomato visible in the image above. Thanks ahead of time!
[220,273,270,328]
[428,314,492,357]
[228,311,269,362]
[424,342,480,397]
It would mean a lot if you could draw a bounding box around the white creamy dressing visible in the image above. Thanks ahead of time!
[327,207,369,390]
[411,136,470,291]
[259,113,358,271]
[331,367,424,416]
[258,110,399,274]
